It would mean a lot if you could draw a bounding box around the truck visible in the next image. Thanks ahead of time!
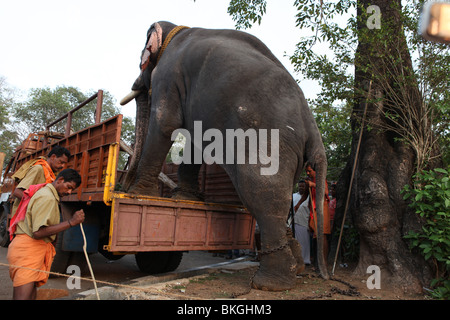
[0,90,255,274]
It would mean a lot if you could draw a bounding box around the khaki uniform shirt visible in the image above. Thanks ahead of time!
[12,165,46,217]
[15,184,60,243]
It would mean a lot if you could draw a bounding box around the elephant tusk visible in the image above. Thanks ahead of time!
[120,90,142,106]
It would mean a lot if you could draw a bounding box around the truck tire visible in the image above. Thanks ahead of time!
[99,248,125,261]
[98,236,125,261]
[135,251,183,274]
[0,204,11,247]
[165,251,183,272]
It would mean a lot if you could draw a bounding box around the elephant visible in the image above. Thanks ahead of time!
[121,21,329,291]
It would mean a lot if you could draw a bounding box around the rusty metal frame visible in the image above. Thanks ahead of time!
[45,90,104,140]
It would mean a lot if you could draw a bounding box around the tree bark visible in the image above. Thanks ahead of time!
[336,0,433,293]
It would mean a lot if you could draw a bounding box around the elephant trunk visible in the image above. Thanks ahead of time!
[122,91,151,192]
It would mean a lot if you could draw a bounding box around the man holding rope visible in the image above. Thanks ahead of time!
[7,169,84,300]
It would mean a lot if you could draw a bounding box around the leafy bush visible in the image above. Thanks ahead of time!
[339,223,360,263]
[402,167,450,299]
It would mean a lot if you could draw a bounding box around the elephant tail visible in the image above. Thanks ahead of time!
[303,139,329,280]
[313,154,330,280]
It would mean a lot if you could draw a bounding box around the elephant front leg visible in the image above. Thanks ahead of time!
[128,124,177,197]
[172,162,203,201]
[128,143,172,196]
[127,86,184,196]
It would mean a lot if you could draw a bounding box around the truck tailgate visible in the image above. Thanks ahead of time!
[106,194,255,252]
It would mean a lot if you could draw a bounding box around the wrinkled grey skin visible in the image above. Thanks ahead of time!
[122,21,328,290]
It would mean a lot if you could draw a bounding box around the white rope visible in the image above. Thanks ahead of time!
[79,223,100,300]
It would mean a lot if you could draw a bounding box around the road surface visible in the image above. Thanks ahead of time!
[0,246,246,300]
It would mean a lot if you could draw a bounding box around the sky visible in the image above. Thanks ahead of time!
[0,0,318,119]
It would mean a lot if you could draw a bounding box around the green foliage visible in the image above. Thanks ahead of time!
[0,77,13,128]
[356,1,449,172]
[311,101,352,181]
[0,77,20,162]
[227,0,267,30]
[13,86,123,135]
[338,223,360,262]
[2,85,135,170]
[403,167,450,299]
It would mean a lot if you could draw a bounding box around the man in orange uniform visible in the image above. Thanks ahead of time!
[7,168,85,300]
[11,145,71,218]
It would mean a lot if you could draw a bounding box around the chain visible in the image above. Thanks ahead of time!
[228,241,291,298]
[330,276,361,297]
[297,274,361,300]
[258,241,289,256]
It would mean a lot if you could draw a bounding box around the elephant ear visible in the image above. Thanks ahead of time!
[141,22,163,72]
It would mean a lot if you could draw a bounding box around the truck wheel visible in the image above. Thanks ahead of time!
[99,248,125,261]
[98,236,125,261]
[135,251,183,274]
[135,252,170,274]
[0,204,11,247]
[165,251,183,272]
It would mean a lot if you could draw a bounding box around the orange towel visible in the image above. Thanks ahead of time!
[33,158,56,183]
[7,234,56,288]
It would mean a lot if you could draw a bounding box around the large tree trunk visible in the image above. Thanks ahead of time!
[336,0,433,293]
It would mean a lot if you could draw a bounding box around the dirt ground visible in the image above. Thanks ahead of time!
[156,263,429,301]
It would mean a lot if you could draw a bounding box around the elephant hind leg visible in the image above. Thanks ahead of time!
[251,224,305,291]
[287,227,305,275]
[251,234,298,291]
[224,159,304,291]
[240,187,300,290]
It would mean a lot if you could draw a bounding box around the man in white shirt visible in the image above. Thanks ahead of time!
[292,180,311,265]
